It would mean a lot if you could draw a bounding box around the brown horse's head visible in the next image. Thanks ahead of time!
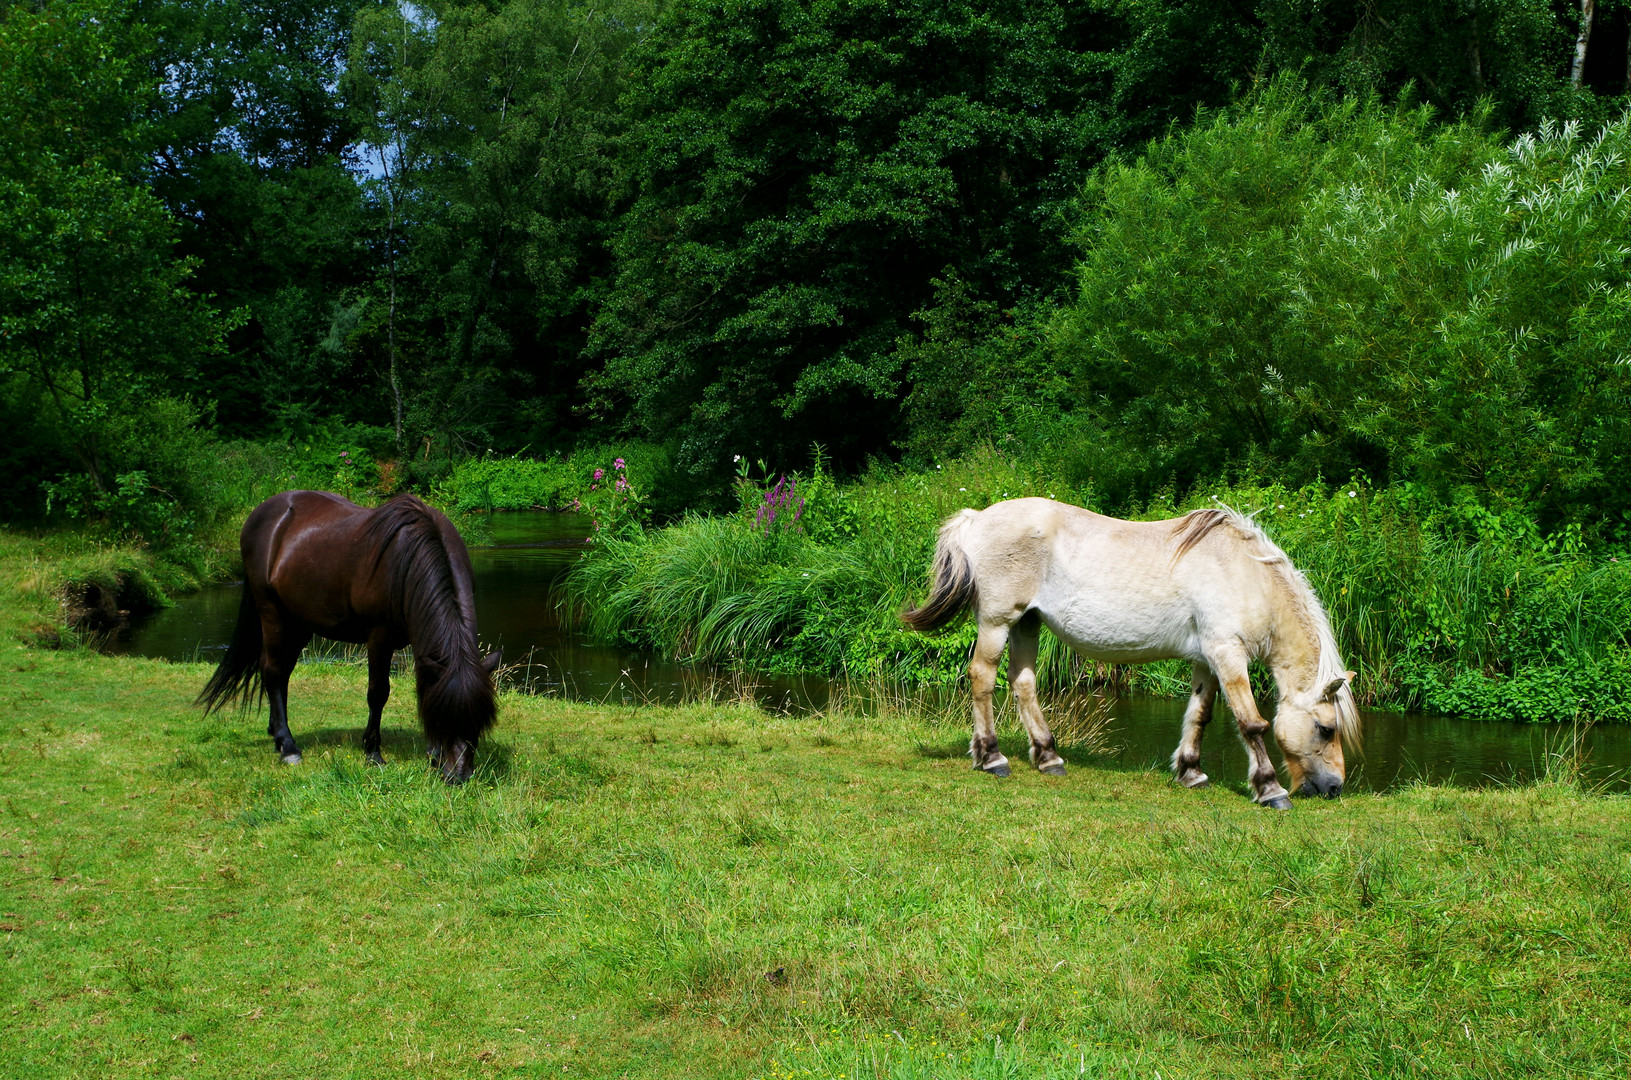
[1274,670,1358,798]
[419,649,502,784]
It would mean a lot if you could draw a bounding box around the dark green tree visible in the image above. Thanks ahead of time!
[346,0,653,460]
[0,0,238,525]
[145,0,376,437]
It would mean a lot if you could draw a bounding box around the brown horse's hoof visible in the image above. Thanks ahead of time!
[1039,763,1066,778]
[1261,795,1292,810]
[281,752,303,766]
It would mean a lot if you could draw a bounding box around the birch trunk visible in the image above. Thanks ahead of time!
[1571,0,1596,88]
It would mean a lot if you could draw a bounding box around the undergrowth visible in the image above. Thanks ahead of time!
[567,451,1631,723]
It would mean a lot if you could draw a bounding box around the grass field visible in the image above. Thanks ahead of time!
[2,644,1630,1078]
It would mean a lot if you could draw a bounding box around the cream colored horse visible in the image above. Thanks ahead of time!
[902,498,1359,808]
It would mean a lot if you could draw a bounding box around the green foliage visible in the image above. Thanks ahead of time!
[440,443,678,520]
[571,446,1631,722]
[344,0,654,459]
[0,0,242,536]
[586,0,1135,472]
[568,449,1097,682]
[1054,83,1631,523]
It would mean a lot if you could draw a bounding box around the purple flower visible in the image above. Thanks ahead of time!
[593,467,604,481]
[616,476,628,492]
[614,458,626,470]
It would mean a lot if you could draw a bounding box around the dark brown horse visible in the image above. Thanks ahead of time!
[198,491,499,784]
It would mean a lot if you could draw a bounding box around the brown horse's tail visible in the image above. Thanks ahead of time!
[902,509,980,634]
[196,586,264,715]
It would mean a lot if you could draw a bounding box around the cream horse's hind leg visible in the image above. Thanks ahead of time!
[1208,646,1293,809]
[1008,612,1065,777]
[969,621,1013,777]
[1170,662,1218,788]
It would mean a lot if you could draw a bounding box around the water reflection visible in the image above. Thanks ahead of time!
[107,510,1630,793]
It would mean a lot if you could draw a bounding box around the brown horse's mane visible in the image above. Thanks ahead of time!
[362,495,496,745]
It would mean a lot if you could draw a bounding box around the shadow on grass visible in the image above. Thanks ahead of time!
[296,725,426,757]
[912,736,1157,776]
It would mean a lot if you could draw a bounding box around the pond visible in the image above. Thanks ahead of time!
[106,511,1631,793]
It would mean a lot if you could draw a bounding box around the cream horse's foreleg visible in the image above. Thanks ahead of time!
[1169,661,1218,788]
[969,622,1012,777]
[1209,647,1293,809]
[1007,612,1065,777]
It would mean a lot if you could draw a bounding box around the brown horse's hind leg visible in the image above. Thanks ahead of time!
[1210,648,1292,809]
[969,622,1012,777]
[261,616,311,766]
[1008,612,1065,777]
[1170,662,1218,788]
[363,630,393,766]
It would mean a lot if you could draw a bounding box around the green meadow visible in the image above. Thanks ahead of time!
[3,640,1629,1079]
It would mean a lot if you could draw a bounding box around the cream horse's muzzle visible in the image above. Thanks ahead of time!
[1299,772,1344,798]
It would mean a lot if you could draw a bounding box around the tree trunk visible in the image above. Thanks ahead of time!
[1572,0,1596,88]
[388,208,403,456]
[1467,17,1485,94]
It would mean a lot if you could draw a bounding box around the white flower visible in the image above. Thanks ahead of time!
[959,487,967,492]
[1277,504,1285,509]
[733,455,741,462]
[1348,490,1357,498]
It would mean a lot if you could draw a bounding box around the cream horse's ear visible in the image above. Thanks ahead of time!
[1321,671,1356,701]
[1317,672,1356,708]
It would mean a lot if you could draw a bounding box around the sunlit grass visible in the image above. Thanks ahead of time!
[1,651,1628,1078]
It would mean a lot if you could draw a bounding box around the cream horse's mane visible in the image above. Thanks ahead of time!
[1173,505,1361,745]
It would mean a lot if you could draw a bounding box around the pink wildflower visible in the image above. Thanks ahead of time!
[614,458,626,470]
[593,467,604,481]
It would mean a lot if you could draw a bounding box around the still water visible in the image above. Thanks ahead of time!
[106,511,1631,793]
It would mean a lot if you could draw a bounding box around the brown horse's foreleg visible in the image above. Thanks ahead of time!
[969,622,1012,777]
[261,618,311,766]
[363,630,393,766]
[1210,649,1292,809]
[1007,612,1064,777]
[1170,662,1219,788]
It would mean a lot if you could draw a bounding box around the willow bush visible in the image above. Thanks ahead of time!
[1055,81,1631,529]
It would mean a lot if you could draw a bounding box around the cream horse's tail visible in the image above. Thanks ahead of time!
[901,509,981,633]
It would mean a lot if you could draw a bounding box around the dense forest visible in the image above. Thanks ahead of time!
[8,0,1631,527]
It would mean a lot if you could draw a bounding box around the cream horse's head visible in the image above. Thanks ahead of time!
[1273,670,1357,798]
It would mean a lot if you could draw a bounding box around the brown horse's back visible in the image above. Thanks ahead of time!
[242,491,389,645]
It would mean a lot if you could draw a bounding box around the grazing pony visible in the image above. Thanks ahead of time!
[198,491,499,784]
[903,498,1359,808]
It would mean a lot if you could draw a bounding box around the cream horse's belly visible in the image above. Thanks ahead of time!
[1034,577,1203,663]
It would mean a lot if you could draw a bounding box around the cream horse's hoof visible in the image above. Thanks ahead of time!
[1179,769,1210,788]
